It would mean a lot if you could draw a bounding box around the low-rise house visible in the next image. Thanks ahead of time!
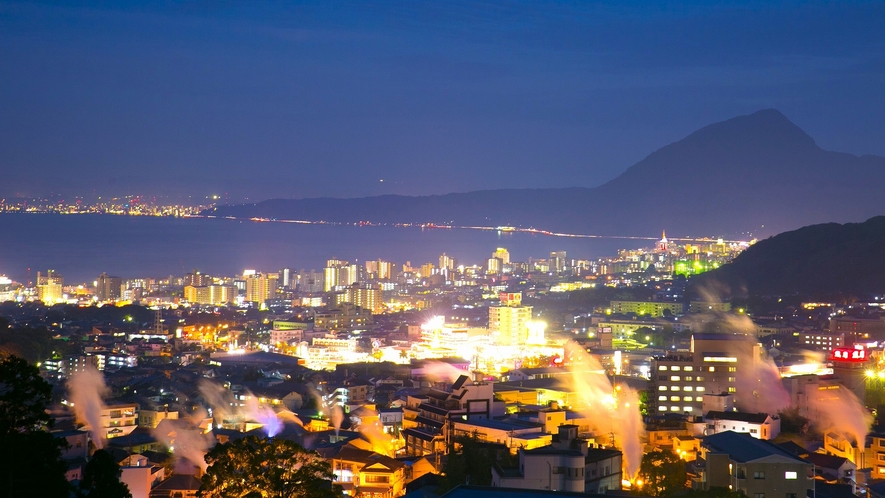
[700,411,780,440]
[491,425,622,494]
[692,431,814,496]
[330,446,406,498]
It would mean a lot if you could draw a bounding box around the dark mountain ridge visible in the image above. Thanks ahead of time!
[207,110,885,238]
[690,216,885,297]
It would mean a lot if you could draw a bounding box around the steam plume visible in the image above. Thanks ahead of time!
[420,361,469,384]
[352,408,396,457]
[331,404,344,436]
[808,384,871,448]
[562,341,644,478]
[197,379,236,424]
[153,415,214,473]
[244,394,283,437]
[67,367,109,449]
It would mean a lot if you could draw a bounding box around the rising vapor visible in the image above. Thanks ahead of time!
[562,341,645,478]
[67,367,109,449]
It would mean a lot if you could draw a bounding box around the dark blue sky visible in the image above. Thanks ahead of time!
[1,1,883,201]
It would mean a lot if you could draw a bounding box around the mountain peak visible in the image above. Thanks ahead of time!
[681,108,817,151]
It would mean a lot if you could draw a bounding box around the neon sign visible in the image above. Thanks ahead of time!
[832,347,867,362]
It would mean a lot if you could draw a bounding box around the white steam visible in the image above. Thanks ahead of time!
[67,367,109,449]
[562,341,645,478]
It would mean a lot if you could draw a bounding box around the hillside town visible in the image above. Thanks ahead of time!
[2,238,884,498]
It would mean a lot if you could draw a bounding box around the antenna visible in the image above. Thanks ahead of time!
[154,308,163,336]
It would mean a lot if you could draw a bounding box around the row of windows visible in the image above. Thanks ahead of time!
[659,395,705,402]
[659,365,695,372]
[659,366,730,373]
[659,375,707,382]
[658,385,706,392]
[658,406,694,412]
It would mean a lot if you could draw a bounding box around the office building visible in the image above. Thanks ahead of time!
[183,270,209,287]
[649,333,757,415]
[490,304,533,346]
[297,269,324,293]
[37,269,64,304]
[96,272,122,302]
[243,271,278,304]
[184,284,237,305]
[611,300,684,317]
[334,283,384,314]
[493,247,510,265]
[549,250,567,273]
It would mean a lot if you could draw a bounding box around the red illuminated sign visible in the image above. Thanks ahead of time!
[832,348,867,362]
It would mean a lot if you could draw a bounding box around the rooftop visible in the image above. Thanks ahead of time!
[703,431,809,464]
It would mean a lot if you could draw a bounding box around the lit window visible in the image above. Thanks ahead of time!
[659,386,667,391]
[658,406,667,412]
[695,397,703,402]
[683,396,693,402]
[708,367,716,372]
[671,396,680,401]
[684,386,693,392]
[684,366,694,372]
[658,395,667,401]
[659,366,668,371]
[670,406,680,411]
[696,386,705,392]
[671,386,679,391]
[784,471,797,480]
[670,376,681,381]
[728,387,736,393]
[683,407,693,412]
[670,366,680,371]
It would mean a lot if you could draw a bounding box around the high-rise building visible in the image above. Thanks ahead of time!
[341,264,361,286]
[420,263,435,278]
[489,302,533,346]
[96,272,123,302]
[365,260,379,278]
[549,251,567,273]
[648,333,757,415]
[324,260,357,291]
[280,267,292,289]
[486,257,502,275]
[184,284,237,305]
[493,248,510,265]
[37,270,64,304]
[298,269,324,293]
[377,260,394,280]
[335,283,384,314]
[243,271,278,304]
[184,270,210,287]
[439,253,456,274]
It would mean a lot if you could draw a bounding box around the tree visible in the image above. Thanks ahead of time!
[778,407,810,435]
[634,450,686,497]
[77,449,133,498]
[437,433,511,493]
[0,353,71,497]
[199,436,340,498]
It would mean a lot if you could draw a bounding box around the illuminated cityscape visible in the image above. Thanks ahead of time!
[5,231,885,496]
[2,1,884,497]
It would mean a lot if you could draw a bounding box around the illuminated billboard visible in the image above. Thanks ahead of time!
[831,347,867,362]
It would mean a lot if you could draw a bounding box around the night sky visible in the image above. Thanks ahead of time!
[1,1,883,201]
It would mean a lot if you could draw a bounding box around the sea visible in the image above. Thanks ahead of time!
[0,214,649,283]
